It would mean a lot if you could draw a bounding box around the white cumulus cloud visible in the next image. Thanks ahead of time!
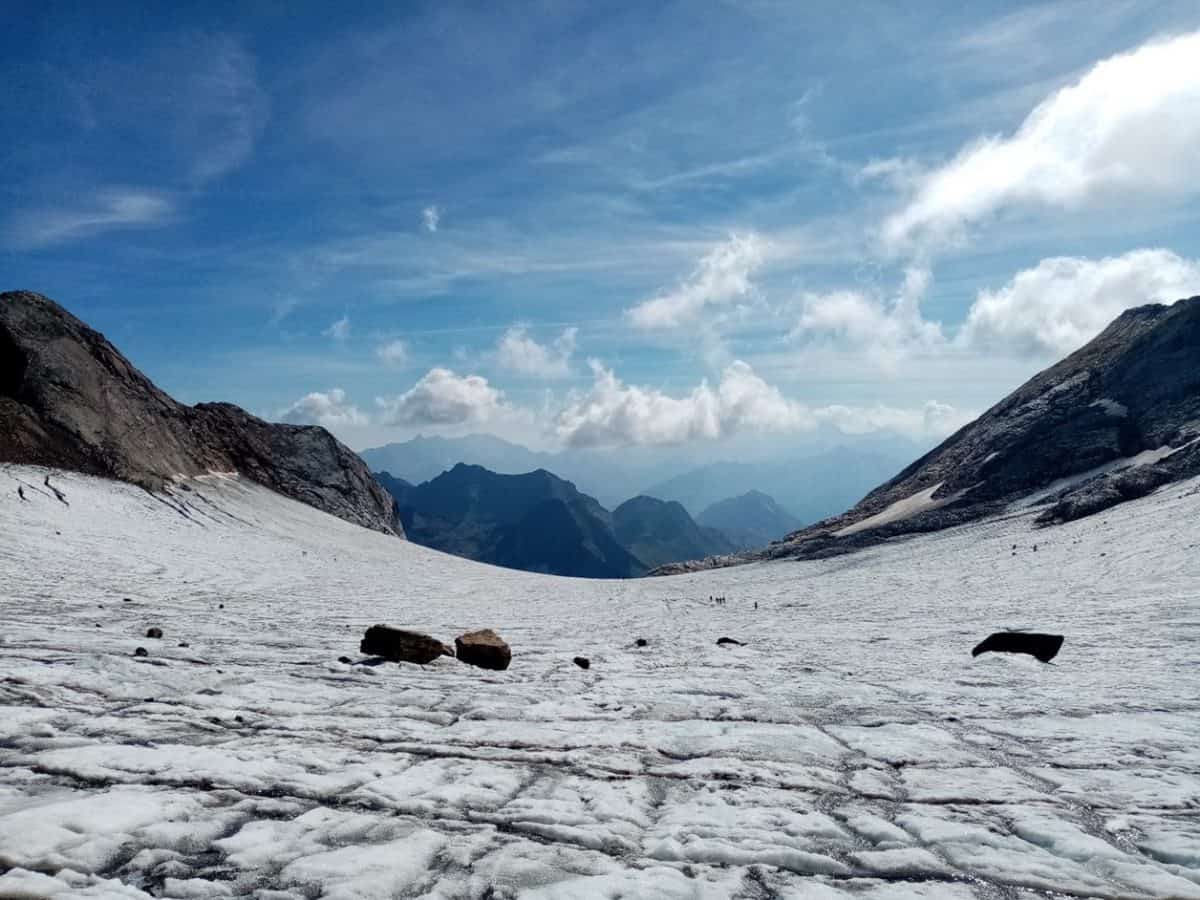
[496,325,577,378]
[961,249,1200,356]
[376,339,408,366]
[881,30,1200,253]
[626,232,766,330]
[280,388,368,427]
[555,360,962,448]
[376,368,507,426]
[791,267,944,369]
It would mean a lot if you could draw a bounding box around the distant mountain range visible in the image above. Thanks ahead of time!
[362,435,683,509]
[642,448,904,525]
[697,491,802,550]
[612,496,735,570]
[361,435,912,524]
[376,464,733,577]
[655,296,1200,572]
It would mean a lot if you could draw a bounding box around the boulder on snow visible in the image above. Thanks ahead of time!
[455,629,511,671]
[133,647,148,657]
[573,656,591,669]
[146,627,163,639]
[360,625,454,664]
[635,638,648,647]
[972,631,1063,663]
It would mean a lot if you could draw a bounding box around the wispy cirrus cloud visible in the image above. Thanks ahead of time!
[422,205,440,233]
[322,316,351,341]
[180,34,269,185]
[4,188,175,250]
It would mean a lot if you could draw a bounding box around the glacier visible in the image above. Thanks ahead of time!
[1,465,1198,898]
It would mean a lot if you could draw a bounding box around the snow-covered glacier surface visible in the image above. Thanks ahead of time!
[1,466,1198,899]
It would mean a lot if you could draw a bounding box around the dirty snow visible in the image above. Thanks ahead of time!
[1,465,1199,899]
[834,482,969,537]
[1015,437,1200,510]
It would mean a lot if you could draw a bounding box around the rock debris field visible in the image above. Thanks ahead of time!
[1,467,1199,899]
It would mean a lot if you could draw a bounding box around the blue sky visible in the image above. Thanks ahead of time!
[5,0,1200,452]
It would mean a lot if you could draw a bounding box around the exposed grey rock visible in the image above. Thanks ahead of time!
[653,297,1200,572]
[0,291,402,536]
[454,629,512,671]
[360,625,453,664]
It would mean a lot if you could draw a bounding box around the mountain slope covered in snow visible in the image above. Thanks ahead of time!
[0,291,401,536]
[658,297,1200,572]
[2,463,1199,898]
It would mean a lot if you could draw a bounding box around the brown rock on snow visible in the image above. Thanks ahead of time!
[455,629,512,671]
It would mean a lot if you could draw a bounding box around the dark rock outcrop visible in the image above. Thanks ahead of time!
[455,629,511,671]
[359,625,454,664]
[573,656,590,669]
[654,297,1200,572]
[972,632,1064,663]
[0,291,402,536]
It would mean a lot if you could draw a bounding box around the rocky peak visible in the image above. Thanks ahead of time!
[654,296,1200,572]
[0,290,402,536]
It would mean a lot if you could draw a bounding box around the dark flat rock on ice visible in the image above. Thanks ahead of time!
[972,632,1064,663]
[360,625,454,665]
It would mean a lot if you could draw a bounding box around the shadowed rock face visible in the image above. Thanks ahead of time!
[654,297,1200,573]
[0,291,402,536]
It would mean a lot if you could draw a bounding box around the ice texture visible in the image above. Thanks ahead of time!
[2,466,1199,898]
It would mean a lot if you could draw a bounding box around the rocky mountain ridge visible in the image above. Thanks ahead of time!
[655,296,1200,573]
[377,464,735,577]
[0,291,401,536]
[383,463,643,577]
[611,495,734,570]
[697,490,802,550]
